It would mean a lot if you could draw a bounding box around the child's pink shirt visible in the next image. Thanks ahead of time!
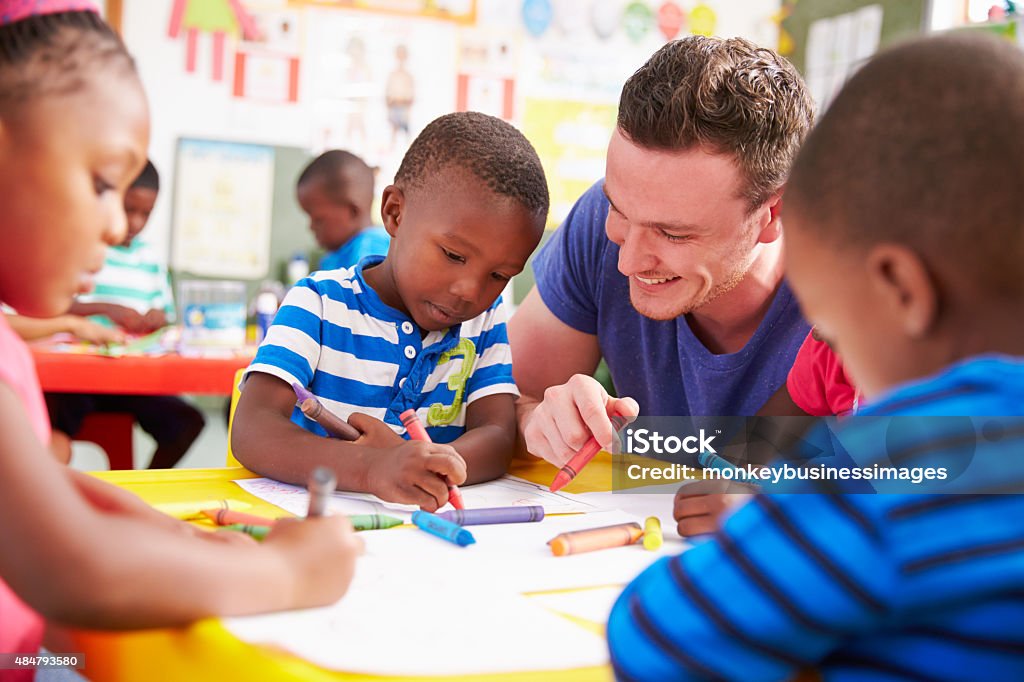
[0,312,48,679]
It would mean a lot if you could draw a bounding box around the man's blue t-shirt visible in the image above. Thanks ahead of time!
[320,226,390,271]
[532,180,809,416]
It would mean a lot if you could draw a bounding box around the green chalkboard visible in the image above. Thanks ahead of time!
[783,0,929,75]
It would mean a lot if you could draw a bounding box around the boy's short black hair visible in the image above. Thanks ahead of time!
[394,111,549,223]
[0,11,136,115]
[130,160,159,191]
[297,149,375,212]
[787,33,1024,299]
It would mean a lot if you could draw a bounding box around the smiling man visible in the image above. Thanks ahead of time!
[510,36,815,465]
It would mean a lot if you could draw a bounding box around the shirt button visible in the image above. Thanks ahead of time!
[404,345,416,359]
[399,377,406,388]
[401,321,414,334]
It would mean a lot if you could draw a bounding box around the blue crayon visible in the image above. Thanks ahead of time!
[437,506,544,526]
[697,451,762,489]
[411,510,476,547]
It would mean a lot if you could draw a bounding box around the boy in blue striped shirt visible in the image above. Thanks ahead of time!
[233,112,548,510]
[608,34,1024,680]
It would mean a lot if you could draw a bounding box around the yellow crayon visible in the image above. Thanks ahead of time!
[643,516,663,551]
[154,499,252,521]
[548,522,643,556]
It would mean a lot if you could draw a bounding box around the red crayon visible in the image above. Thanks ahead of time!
[399,408,465,510]
[201,508,279,527]
[549,414,630,492]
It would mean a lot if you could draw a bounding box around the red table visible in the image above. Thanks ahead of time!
[31,349,252,395]
[32,349,253,468]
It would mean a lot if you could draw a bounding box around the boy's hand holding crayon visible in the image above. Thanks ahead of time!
[365,440,467,512]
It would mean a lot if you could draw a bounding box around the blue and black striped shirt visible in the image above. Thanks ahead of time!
[608,355,1024,681]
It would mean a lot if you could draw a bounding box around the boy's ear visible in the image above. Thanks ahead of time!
[380,184,404,238]
[755,191,784,244]
[866,243,938,339]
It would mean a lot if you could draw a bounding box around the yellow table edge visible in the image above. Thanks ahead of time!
[71,456,641,681]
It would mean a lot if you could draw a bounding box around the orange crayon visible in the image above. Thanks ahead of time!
[548,522,643,556]
[399,408,464,510]
[202,508,278,527]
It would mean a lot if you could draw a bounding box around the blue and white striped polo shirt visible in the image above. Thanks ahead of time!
[245,256,518,443]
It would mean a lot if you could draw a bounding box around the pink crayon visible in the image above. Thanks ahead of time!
[400,408,465,510]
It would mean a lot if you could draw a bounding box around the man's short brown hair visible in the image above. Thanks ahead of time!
[618,35,814,211]
[787,33,1024,300]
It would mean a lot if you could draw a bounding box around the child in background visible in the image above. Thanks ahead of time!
[758,328,858,417]
[46,160,205,469]
[0,3,359,670]
[297,149,389,271]
[233,112,549,510]
[70,160,172,333]
[609,33,1024,680]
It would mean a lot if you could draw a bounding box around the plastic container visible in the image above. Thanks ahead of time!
[178,280,247,356]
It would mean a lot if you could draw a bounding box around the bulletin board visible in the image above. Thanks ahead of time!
[783,0,929,73]
[169,138,314,300]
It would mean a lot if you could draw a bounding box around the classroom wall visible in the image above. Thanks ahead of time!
[120,0,782,273]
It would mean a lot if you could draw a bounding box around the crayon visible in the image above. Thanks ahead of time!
[550,414,630,492]
[221,523,271,541]
[547,522,643,556]
[155,499,251,521]
[307,466,336,518]
[437,506,544,526]
[348,514,404,531]
[291,383,361,441]
[400,408,465,510]
[697,450,763,490]
[411,510,476,547]
[202,508,278,527]
[643,516,663,551]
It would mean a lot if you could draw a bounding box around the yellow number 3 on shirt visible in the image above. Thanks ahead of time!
[427,338,477,426]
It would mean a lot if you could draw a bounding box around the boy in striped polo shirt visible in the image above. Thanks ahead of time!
[70,160,174,333]
[47,160,205,469]
[233,112,548,510]
[608,34,1024,680]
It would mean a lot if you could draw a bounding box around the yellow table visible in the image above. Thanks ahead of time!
[67,454,633,681]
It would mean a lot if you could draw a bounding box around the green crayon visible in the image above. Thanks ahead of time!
[348,514,404,531]
[221,523,271,541]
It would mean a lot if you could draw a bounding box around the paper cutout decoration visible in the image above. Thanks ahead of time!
[657,2,686,41]
[522,0,553,38]
[623,1,654,43]
[688,2,717,37]
[168,0,262,81]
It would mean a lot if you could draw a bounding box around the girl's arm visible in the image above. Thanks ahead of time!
[0,382,362,629]
[4,313,123,345]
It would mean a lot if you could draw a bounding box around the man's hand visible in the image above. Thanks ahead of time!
[521,373,638,466]
[365,441,467,511]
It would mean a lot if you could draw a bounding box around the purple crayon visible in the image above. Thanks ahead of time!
[437,506,545,526]
[291,383,361,441]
